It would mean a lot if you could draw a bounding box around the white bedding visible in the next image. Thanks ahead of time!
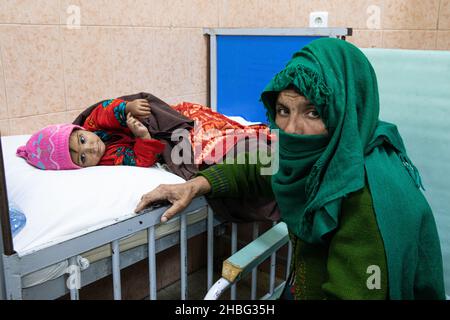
[2,135,186,256]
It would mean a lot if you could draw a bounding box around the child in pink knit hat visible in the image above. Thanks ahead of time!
[17,123,84,170]
[17,98,165,170]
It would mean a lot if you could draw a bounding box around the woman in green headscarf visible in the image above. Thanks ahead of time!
[136,38,445,299]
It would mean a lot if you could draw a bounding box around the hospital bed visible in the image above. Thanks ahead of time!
[206,47,450,300]
[0,134,219,300]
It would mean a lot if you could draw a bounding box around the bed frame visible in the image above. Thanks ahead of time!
[0,134,217,300]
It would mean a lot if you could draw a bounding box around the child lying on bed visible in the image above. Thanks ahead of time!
[16,98,165,170]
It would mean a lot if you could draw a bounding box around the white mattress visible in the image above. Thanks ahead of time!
[2,134,211,288]
[1,135,187,255]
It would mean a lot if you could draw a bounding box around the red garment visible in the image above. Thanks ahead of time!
[83,99,165,167]
[171,102,273,165]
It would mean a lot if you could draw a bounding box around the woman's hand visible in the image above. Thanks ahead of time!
[126,99,151,119]
[135,176,212,222]
[127,113,151,139]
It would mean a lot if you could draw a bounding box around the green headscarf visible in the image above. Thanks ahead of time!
[261,38,445,299]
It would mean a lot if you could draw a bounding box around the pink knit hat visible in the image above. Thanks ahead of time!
[16,123,83,170]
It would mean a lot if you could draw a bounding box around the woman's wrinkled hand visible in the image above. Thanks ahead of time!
[135,176,212,222]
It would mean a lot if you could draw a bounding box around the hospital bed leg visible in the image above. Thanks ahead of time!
[0,264,4,299]
[251,222,259,300]
[230,222,237,300]
[148,226,157,300]
[207,207,214,290]
[68,256,80,300]
[180,212,188,300]
[0,251,5,300]
[3,272,22,300]
[111,240,121,300]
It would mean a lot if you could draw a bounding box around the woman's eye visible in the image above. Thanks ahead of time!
[276,106,289,116]
[80,153,86,164]
[80,135,86,144]
[306,110,320,119]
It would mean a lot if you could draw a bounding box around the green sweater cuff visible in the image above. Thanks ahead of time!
[197,166,230,198]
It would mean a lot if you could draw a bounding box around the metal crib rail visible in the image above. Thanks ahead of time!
[148,225,157,300]
[205,222,292,300]
[2,197,209,300]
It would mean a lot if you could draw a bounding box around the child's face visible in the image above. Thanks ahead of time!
[69,129,106,167]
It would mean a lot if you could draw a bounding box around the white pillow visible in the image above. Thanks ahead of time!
[1,135,185,256]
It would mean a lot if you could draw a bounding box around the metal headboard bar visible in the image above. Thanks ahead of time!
[203,27,352,37]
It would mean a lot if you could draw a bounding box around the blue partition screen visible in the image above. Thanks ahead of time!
[217,35,322,123]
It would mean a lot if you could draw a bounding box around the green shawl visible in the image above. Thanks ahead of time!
[261,38,445,299]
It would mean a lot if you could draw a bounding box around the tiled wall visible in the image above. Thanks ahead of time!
[0,0,449,136]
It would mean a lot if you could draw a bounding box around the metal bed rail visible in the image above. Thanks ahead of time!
[205,222,291,300]
[2,197,214,300]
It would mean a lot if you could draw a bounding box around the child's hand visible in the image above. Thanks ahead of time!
[126,99,151,119]
[127,113,151,139]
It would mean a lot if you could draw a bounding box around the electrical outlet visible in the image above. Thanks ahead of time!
[309,11,328,28]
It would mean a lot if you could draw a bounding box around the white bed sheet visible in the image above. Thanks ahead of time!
[2,135,186,256]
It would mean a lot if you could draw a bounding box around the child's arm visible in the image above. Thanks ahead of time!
[124,113,165,167]
[83,98,151,132]
[83,99,129,131]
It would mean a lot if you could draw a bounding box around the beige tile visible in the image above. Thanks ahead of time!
[151,29,172,98]
[178,93,208,107]
[60,0,105,26]
[166,0,219,28]
[161,94,206,107]
[148,0,172,27]
[439,0,450,30]
[382,0,440,30]
[9,113,67,135]
[0,0,60,24]
[293,0,329,28]
[161,96,181,106]
[382,30,437,49]
[62,27,115,111]
[335,0,384,29]
[163,93,208,108]
[0,26,65,118]
[152,28,192,98]
[437,31,450,50]
[102,0,154,26]
[0,55,7,120]
[187,29,208,95]
[256,0,298,28]
[294,0,384,29]
[65,109,86,123]
[0,119,10,136]
[60,0,155,27]
[347,29,383,48]
[167,29,192,97]
[111,27,154,97]
[219,0,260,27]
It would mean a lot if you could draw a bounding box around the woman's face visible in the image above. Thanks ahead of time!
[275,89,327,135]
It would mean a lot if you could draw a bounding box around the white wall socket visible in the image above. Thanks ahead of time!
[309,11,329,28]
